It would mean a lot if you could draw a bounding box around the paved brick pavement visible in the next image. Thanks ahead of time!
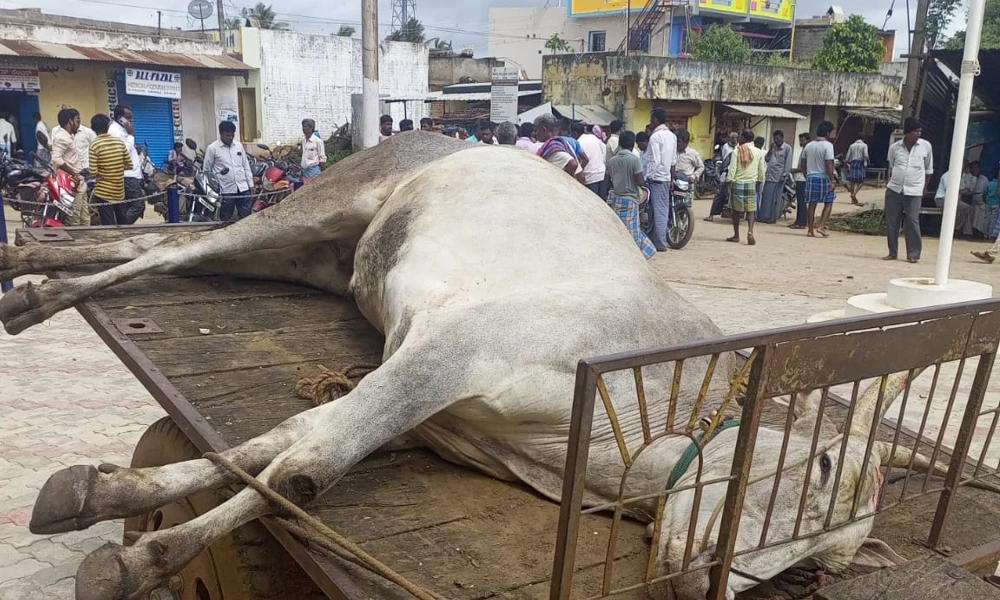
[1,206,166,600]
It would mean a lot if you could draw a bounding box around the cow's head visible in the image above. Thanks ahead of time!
[650,373,911,599]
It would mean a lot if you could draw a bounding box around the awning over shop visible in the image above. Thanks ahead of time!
[384,90,541,103]
[842,107,902,124]
[552,104,618,125]
[722,104,807,119]
[0,39,251,73]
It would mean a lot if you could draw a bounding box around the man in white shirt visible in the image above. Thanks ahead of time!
[574,122,606,198]
[300,118,326,181]
[533,114,584,184]
[646,108,677,251]
[720,132,738,162]
[605,120,623,160]
[204,120,255,221]
[75,124,96,171]
[0,113,16,156]
[109,105,145,223]
[34,112,50,150]
[884,117,933,263]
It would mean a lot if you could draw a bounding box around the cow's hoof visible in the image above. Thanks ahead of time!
[76,543,130,600]
[0,281,48,335]
[0,243,20,281]
[30,465,102,534]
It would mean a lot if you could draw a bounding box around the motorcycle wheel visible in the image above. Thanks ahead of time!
[639,201,653,235]
[667,205,694,250]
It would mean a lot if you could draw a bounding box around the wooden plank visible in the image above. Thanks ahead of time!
[90,274,316,309]
[15,223,214,246]
[103,294,372,341]
[816,556,1000,600]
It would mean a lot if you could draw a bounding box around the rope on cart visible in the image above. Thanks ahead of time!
[203,452,444,600]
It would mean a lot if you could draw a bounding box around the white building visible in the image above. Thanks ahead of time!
[234,28,429,143]
[489,7,668,80]
[0,8,247,167]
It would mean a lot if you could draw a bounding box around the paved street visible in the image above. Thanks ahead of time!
[0,206,166,599]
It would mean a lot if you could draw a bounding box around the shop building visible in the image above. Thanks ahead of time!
[0,8,250,166]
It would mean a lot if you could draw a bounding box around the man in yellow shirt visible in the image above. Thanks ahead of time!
[726,129,766,245]
[88,114,133,225]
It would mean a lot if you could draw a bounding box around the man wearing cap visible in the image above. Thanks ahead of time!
[884,117,933,263]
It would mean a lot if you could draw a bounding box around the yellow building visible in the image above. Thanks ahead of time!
[542,54,901,165]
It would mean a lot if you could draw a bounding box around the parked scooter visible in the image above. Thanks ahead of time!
[186,166,227,222]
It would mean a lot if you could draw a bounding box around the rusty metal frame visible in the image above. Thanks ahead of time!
[550,298,1000,600]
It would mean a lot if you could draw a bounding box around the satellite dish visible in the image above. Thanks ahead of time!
[187,0,213,20]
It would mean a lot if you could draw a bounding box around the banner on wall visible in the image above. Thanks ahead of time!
[749,0,795,22]
[0,68,40,93]
[698,0,750,17]
[125,68,181,99]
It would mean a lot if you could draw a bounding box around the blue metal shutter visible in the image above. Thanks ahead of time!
[116,75,174,168]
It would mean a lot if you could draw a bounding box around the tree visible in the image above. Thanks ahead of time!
[812,15,884,73]
[387,18,425,43]
[544,33,572,54]
[242,3,288,30]
[224,17,243,29]
[944,0,1000,49]
[688,24,751,63]
[336,25,355,37]
[924,0,964,49]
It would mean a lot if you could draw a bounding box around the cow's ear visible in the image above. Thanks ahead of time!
[852,538,906,568]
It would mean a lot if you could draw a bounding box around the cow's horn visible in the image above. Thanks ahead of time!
[848,369,925,441]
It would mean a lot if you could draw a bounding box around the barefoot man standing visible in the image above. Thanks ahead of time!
[800,121,838,238]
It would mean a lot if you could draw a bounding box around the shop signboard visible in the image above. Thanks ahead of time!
[490,66,520,124]
[698,0,750,17]
[749,0,795,22]
[568,0,641,17]
[125,68,182,99]
[0,68,41,93]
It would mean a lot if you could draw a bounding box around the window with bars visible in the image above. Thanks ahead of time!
[588,30,606,52]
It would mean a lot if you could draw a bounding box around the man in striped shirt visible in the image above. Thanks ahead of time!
[89,114,133,226]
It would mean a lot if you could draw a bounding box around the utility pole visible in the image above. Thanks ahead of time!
[217,0,226,50]
[934,0,987,285]
[899,0,930,124]
[361,0,379,149]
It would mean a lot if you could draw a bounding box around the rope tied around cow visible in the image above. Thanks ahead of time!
[294,364,380,406]
[203,451,444,600]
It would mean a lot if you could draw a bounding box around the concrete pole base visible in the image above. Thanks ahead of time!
[808,278,994,324]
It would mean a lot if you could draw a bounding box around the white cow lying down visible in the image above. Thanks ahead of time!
[1,132,912,600]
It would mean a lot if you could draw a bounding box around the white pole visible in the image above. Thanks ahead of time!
[361,0,380,149]
[934,0,986,285]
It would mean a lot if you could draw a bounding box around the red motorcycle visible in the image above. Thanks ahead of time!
[2,156,83,227]
[252,160,301,213]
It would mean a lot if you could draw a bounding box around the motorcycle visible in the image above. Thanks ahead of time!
[638,177,695,250]
[1,154,82,227]
[186,166,227,222]
[252,158,300,213]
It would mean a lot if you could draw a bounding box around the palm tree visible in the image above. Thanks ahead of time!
[336,25,356,37]
[386,18,424,43]
[242,2,289,30]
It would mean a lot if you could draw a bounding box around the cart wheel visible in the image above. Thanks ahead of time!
[125,417,327,600]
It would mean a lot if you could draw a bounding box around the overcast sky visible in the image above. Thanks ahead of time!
[0,0,966,57]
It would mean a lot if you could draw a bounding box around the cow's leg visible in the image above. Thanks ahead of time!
[0,233,172,280]
[2,235,355,297]
[73,335,472,600]
[0,200,378,334]
[30,410,318,536]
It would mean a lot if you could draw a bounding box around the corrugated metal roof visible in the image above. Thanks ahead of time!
[842,107,901,124]
[723,104,808,119]
[0,39,250,71]
[384,90,542,103]
[552,104,618,125]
